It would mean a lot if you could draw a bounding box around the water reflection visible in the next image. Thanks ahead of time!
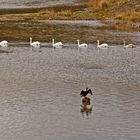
[80,97,92,117]
[0,43,140,139]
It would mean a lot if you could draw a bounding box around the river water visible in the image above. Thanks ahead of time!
[0,1,140,137]
[0,38,140,140]
[0,0,78,9]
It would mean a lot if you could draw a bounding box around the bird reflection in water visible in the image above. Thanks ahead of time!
[80,96,92,117]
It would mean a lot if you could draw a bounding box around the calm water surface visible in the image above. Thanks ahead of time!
[0,43,140,140]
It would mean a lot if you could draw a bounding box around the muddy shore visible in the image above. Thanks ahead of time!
[0,4,140,44]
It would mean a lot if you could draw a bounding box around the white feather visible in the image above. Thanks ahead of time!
[124,41,136,48]
[77,40,88,48]
[97,40,108,48]
[30,37,41,49]
[52,39,63,49]
[0,40,8,47]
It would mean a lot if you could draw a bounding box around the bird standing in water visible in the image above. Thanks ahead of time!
[80,87,93,97]
[80,88,93,117]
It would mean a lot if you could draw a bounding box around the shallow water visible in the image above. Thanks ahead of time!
[0,44,140,140]
[0,0,78,9]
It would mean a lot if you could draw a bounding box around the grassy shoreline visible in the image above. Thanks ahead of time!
[0,1,139,43]
[0,0,140,22]
[0,3,139,33]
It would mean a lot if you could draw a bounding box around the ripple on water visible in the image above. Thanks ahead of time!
[0,44,140,140]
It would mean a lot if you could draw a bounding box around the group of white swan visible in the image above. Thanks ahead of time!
[29,37,63,49]
[0,38,136,49]
[29,38,136,49]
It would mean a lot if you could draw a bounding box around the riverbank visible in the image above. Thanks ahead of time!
[0,1,140,44]
[0,1,139,32]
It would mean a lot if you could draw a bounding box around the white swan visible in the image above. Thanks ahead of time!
[52,39,63,49]
[77,40,88,48]
[124,41,136,48]
[0,40,8,48]
[97,40,108,48]
[30,37,41,50]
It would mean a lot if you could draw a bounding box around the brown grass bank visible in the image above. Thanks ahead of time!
[88,0,140,21]
[0,0,140,22]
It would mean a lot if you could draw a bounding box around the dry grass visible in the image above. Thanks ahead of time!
[1,0,139,22]
[39,9,96,20]
[39,9,74,19]
[88,0,100,7]
[57,10,73,17]
[87,0,140,21]
[88,0,110,9]
[115,9,140,21]
[39,9,55,17]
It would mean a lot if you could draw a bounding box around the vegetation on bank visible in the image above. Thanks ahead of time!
[29,0,140,22]
[0,0,139,42]
[32,0,140,22]
[0,0,140,22]
[88,0,140,21]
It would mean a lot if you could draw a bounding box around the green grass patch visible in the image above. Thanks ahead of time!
[31,13,40,17]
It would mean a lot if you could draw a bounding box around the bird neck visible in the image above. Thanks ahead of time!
[52,39,55,47]
[30,38,32,46]
[124,41,126,47]
[97,40,99,47]
[77,40,80,46]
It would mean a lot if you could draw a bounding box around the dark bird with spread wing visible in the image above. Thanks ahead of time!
[80,87,93,97]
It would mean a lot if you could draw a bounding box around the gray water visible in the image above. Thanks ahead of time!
[0,43,140,140]
[0,0,78,9]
